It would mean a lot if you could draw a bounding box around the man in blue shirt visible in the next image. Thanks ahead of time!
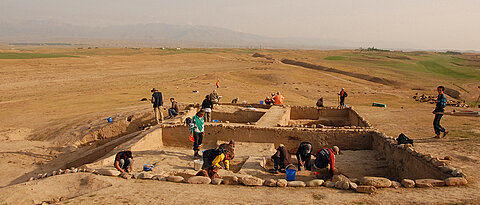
[433,86,448,138]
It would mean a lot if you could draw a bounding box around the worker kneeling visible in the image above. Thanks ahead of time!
[271,144,292,172]
[313,146,339,178]
[202,145,234,171]
[114,150,133,173]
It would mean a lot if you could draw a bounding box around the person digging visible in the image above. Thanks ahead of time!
[313,146,339,179]
[202,145,234,171]
[114,151,133,174]
[296,142,313,171]
[271,144,292,173]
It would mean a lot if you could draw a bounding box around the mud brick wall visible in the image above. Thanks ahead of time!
[289,106,370,127]
[371,131,453,180]
[161,125,374,153]
[211,111,265,123]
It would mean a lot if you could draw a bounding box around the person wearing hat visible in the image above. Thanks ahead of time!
[151,88,164,124]
[114,151,133,174]
[273,91,285,105]
[314,146,340,178]
[338,88,348,108]
[190,110,205,157]
[271,144,292,172]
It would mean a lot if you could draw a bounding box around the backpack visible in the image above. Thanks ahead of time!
[397,133,414,146]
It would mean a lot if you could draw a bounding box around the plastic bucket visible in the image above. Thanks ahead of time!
[107,117,113,122]
[260,101,264,105]
[143,164,154,171]
[286,169,296,181]
[194,159,203,171]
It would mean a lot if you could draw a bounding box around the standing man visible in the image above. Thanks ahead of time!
[271,144,292,172]
[296,142,313,171]
[216,80,220,88]
[273,91,285,105]
[151,88,164,124]
[433,86,448,138]
[314,146,339,178]
[168,98,179,118]
[338,88,348,108]
[190,110,205,157]
[210,90,219,103]
[202,95,213,122]
[114,151,133,174]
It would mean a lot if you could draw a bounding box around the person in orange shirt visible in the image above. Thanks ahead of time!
[273,91,285,105]
[216,80,220,88]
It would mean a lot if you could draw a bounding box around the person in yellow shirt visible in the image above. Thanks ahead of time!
[211,152,232,170]
[202,146,234,170]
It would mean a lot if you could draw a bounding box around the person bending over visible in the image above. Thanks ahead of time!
[314,146,339,178]
[114,151,133,173]
[296,142,313,171]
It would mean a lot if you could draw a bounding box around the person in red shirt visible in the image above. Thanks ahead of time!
[273,91,285,105]
[216,80,220,88]
[314,146,339,178]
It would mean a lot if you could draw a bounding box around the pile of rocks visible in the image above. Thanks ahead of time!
[28,167,95,181]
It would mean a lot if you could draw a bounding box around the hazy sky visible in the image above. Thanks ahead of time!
[1,0,479,50]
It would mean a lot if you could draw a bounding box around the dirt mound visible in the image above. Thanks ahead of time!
[280,59,398,86]
[0,173,111,204]
[445,87,462,100]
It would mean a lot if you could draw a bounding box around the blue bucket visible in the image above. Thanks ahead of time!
[107,117,113,122]
[143,164,154,171]
[286,169,296,181]
[260,101,264,105]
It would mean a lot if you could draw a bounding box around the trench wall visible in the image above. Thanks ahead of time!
[290,106,369,127]
[371,131,453,180]
[161,125,374,153]
[211,111,265,123]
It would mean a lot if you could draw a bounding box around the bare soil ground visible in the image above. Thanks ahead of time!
[0,48,479,204]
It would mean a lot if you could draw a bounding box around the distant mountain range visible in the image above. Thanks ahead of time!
[0,20,356,49]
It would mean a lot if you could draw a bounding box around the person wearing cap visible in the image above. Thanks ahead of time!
[273,91,285,105]
[114,151,133,173]
[201,95,213,122]
[151,88,164,124]
[271,144,292,172]
[190,110,205,157]
[314,146,339,178]
[338,88,348,108]
[296,142,313,171]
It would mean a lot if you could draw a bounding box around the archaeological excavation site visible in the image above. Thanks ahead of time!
[30,103,468,193]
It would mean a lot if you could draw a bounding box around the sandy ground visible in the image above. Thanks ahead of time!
[0,48,479,204]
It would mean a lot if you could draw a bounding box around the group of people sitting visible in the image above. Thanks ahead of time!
[264,91,285,105]
[271,142,339,178]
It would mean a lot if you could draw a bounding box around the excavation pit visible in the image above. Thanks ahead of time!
[74,104,461,187]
